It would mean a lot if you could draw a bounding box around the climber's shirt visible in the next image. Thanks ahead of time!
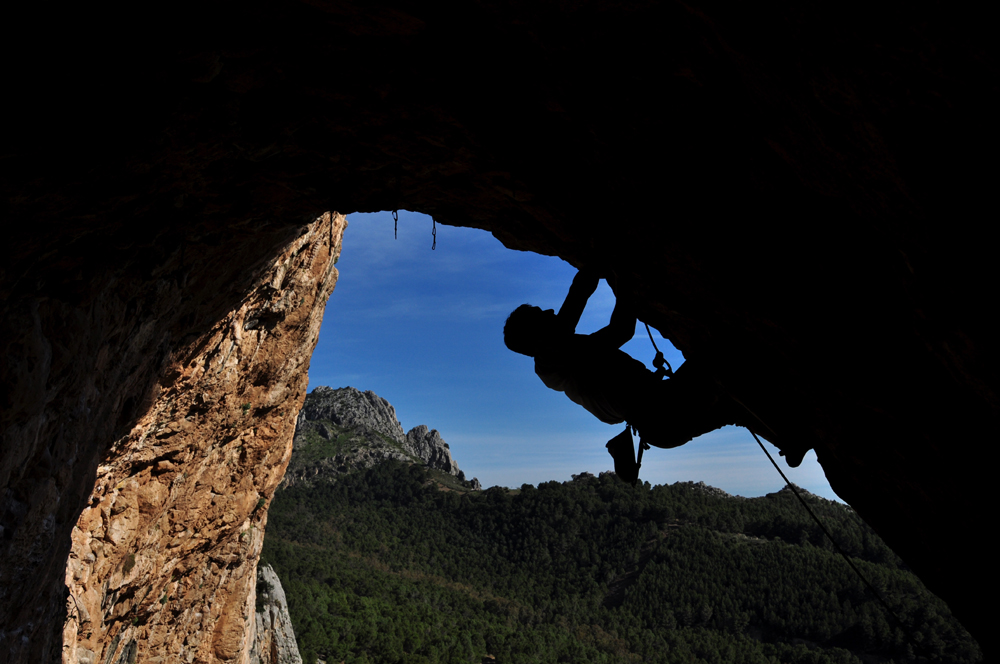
[534,335,655,426]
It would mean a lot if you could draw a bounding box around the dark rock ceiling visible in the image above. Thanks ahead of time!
[1,0,993,658]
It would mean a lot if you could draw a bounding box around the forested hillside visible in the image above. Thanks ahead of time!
[261,463,980,664]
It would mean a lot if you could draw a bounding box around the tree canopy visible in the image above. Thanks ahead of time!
[262,463,980,664]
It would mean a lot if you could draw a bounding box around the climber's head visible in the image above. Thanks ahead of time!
[504,304,560,357]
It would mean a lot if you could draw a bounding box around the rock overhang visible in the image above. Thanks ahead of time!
[1,0,994,659]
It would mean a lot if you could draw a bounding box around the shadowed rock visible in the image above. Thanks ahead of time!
[0,0,994,657]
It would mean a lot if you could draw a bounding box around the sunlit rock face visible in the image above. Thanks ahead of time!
[0,212,343,664]
[302,386,409,448]
[1,0,995,659]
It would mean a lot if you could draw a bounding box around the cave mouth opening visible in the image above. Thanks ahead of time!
[308,209,839,499]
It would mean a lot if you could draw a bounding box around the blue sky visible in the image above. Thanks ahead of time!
[308,210,841,500]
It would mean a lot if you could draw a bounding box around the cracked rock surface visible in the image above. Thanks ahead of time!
[58,213,344,664]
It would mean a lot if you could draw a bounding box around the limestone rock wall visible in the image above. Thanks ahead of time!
[58,212,344,664]
[248,565,302,664]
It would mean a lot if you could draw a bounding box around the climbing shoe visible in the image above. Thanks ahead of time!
[606,427,639,485]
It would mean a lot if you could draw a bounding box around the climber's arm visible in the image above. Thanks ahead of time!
[556,268,600,333]
[590,299,636,349]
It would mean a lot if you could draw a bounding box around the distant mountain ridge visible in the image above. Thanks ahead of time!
[280,386,481,490]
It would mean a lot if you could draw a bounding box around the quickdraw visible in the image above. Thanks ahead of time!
[644,322,673,378]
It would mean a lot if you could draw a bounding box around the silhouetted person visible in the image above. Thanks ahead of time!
[504,269,739,483]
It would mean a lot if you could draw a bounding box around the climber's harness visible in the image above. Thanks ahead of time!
[607,321,668,485]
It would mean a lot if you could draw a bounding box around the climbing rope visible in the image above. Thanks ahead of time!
[635,311,917,649]
[432,218,437,250]
[742,424,909,634]
[635,435,650,469]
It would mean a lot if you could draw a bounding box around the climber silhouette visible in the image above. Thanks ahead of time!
[504,268,739,484]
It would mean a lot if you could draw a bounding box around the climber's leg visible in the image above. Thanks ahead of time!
[606,426,639,485]
[629,364,739,450]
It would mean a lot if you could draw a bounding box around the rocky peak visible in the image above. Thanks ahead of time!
[282,386,480,490]
[404,425,461,478]
[300,386,406,444]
